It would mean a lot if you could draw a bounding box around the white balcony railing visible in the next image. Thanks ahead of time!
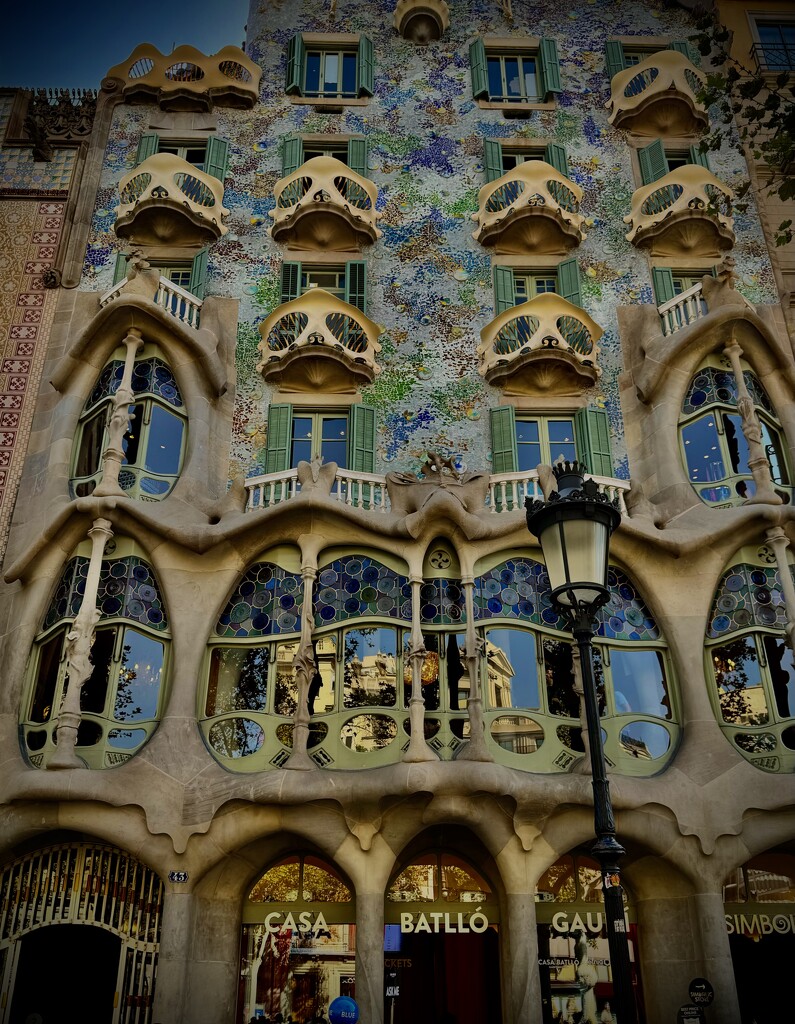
[245,465,630,515]
[100,275,203,328]
[657,282,706,337]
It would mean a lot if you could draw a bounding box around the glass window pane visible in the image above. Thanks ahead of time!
[303,857,352,901]
[206,646,269,715]
[536,855,576,903]
[342,52,358,95]
[404,633,440,710]
[75,409,106,478]
[82,627,116,714]
[547,419,577,464]
[291,415,313,466]
[516,419,541,472]
[123,404,144,465]
[485,628,539,708]
[761,420,788,484]
[323,52,340,93]
[711,637,769,725]
[250,857,301,902]
[387,855,437,902]
[30,630,64,722]
[682,416,724,483]
[144,405,184,475]
[504,57,521,97]
[310,634,336,714]
[440,855,492,900]
[609,648,671,719]
[577,858,604,903]
[305,53,321,93]
[762,634,795,718]
[446,633,468,711]
[114,628,164,721]
[724,414,751,475]
[487,57,503,99]
[344,627,398,708]
[544,638,578,717]
[275,641,298,716]
[521,57,537,99]
[321,416,348,468]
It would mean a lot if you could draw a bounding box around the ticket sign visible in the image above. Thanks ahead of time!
[688,978,714,1006]
[678,1006,705,1023]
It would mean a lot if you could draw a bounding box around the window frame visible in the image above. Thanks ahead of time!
[749,15,795,73]
[285,33,374,105]
[470,36,561,110]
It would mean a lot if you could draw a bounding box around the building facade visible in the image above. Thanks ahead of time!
[1,1,794,1023]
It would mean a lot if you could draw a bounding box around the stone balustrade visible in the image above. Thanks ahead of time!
[114,152,229,245]
[606,50,707,135]
[105,44,261,110]
[257,288,382,391]
[393,0,450,42]
[624,165,735,256]
[657,281,707,337]
[269,156,382,250]
[100,275,203,329]
[472,161,586,253]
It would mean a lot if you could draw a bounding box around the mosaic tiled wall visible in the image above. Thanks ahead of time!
[0,94,76,193]
[79,0,777,482]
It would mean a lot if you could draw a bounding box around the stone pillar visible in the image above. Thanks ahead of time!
[403,576,437,762]
[637,891,740,1024]
[457,576,492,762]
[502,892,542,1023]
[183,894,242,1024]
[151,887,194,1023]
[722,338,782,505]
[93,329,144,498]
[286,560,318,770]
[356,890,385,1024]
[765,526,795,650]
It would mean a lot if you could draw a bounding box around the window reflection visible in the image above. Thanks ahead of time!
[762,635,795,718]
[544,638,577,718]
[610,649,670,718]
[343,627,397,708]
[206,646,269,715]
[485,628,539,709]
[712,637,769,725]
[275,641,299,716]
[113,628,164,721]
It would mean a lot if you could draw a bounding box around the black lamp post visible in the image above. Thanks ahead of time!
[525,462,638,1024]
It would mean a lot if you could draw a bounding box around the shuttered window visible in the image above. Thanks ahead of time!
[574,408,614,478]
[285,35,374,99]
[470,38,562,103]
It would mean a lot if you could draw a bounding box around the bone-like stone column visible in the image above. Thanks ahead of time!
[285,560,318,770]
[356,890,385,1024]
[456,575,492,761]
[93,328,144,497]
[48,517,113,769]
[765,526,795,651]
[403,575,438,762]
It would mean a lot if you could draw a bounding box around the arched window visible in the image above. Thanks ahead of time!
[706,545,795,772]
[679,356,790,506]
[71,345,187,501]
[22,543,170,768]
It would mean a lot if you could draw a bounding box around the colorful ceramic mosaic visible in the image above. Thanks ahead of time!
[314,556,411,626]
[78,0,778,484]
[0,96,77,192]
[707,563,788,638]
[682,367,773,415]
[88,358,184,409]
[44,556,168,631]
[216,562,304,637]
[418,578,466,625]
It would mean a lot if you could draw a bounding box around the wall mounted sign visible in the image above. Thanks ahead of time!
[725,911,795,936]
[399,908,490,933]
[688,978,714,1006]
[550,910,631,934]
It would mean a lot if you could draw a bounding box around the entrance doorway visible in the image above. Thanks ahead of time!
[9,925,120,1023]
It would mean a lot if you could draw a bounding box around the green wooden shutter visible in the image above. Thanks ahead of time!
[545,143,569,176]
[204,136,229,184]
[286,34,305,95]
[605,41,626,80]
[265,404,293,474]
[483,139,504,182]
[668,40,692,58]
[651,268,676,306]
[688,143,711,170]
[347,138,369,176]
[537,38,562,98]
[557,257,582,307]
[281,261,302,303]
[282,136,304,176]
[345,261,368,314]
[638,140,668,184]
[136,132,159,163]
[112,254,129,285]
[490,406,519,475]
[574,408,613,477]
[469,39,489,99]
[357,36,375,97]
[349,405,376,473]
[189,248,209,300]
[493,266,516,315]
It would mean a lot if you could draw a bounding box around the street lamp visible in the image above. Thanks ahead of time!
[525,462,638,1024]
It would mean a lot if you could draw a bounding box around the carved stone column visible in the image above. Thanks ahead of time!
[93,329,144,498]
[722,338,782,505]
[49,517,113,769]
[765,527,795,651]
[285,562,318,771]
[403,576,438,762]
[456,576,492,761]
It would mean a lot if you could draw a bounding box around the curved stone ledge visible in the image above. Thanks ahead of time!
[607,50,708,136]
[393,0,450,43]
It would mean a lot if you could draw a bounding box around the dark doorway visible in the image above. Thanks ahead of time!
[385,929,501,1024]
[10,924,120,1024]
[730,932,795,1024]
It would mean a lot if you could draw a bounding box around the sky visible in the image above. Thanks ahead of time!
[0,0,249,91]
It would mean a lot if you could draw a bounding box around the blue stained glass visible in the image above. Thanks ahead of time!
[313,556,411,626]
[217,562,303,637]
[86,358,184,411]
[44,556,168,631]
[707,563,790,638]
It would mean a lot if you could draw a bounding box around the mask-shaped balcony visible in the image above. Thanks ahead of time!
[624,165,735,256]
[393,0,450,43]
[114,153,229,246]
[256,288,382,393]
[478,293,602,396]
[106,44,261,110]
[606,50,708,136]
[472,162,587,255]
[269,156,382,251]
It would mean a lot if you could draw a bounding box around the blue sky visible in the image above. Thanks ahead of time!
[1,1,249,90]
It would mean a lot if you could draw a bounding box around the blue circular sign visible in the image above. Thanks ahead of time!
[328,996,359,1024]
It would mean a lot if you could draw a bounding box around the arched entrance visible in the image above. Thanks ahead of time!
[0,842,163,1024]
[384,849,502,1024]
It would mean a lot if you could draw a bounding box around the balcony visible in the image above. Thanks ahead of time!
[245,464,629,514]
[624,165,735,257]
[657,281,707,337]
[269,156,382,251]
[606,50,708,136]
[393,0,450,43]
[100,275,203,329]
[257,288,382,392]
[114,153,229,246]
[472,161,586,254]
[106,44,261,110]
[477,293,602,395]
